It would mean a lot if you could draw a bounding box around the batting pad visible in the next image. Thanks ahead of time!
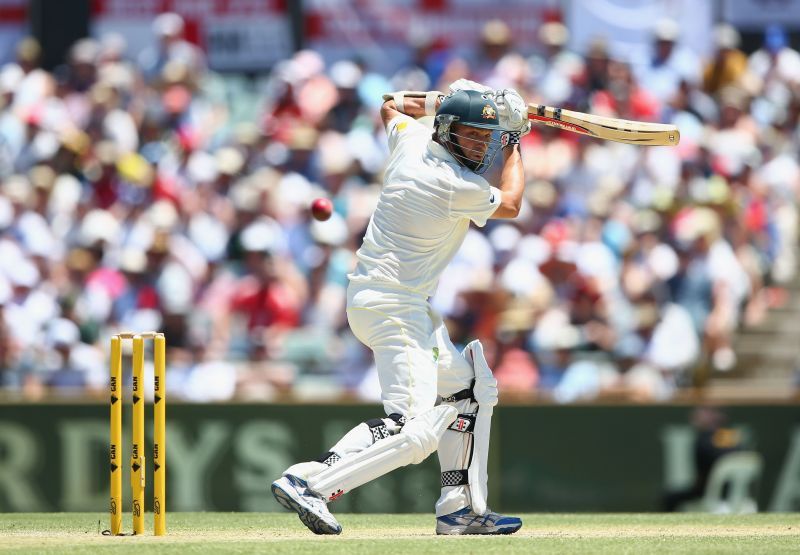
[307,404,458,501]
[463,340,495,515]
[435,340,496,516]
[436,396,475,516]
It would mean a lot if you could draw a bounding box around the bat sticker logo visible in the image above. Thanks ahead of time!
[482,105,496,119]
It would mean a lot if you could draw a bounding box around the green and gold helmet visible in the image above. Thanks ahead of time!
[435,90,503,174]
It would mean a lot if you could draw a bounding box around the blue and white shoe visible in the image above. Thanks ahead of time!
[271,474,342,535]
[436,506,522,535]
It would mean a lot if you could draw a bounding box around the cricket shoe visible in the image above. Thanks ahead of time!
[271,474,342,535]
[436,506,522,535]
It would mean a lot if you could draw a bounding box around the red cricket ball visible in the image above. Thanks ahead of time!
[310,197,333,221]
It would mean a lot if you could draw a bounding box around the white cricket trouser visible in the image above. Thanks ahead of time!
[346,280,476,515]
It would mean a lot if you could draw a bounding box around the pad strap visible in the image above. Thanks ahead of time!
[365,413,406,443]
[441,470,469,487]
[315,451,341,467]
[441,382,475,403]
[388,413,407,427]
[365,418,392,442]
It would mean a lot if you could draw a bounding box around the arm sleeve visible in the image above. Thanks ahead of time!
[386,114,430,153]
[448,174,502,228]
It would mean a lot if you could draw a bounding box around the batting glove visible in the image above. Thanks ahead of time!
[448,78,493,95]
[495,88,529,133]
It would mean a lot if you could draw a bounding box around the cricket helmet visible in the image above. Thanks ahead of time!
[434,89,502,174]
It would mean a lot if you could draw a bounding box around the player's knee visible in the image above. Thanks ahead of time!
[406,428,439,463]
[401,405,458,463]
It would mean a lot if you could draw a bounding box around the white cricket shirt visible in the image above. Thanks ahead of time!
[349,114,502,296]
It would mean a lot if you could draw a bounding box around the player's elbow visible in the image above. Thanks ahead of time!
[381,99,397,118]
[505,203,522,219]
[380,100,400,127]
[492,198,522,219]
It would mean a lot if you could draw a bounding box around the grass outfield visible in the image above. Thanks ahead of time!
[1,513,798,554]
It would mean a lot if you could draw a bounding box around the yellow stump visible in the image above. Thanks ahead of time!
[109,336,122,536]
[153,333,167,536]
[131,335,145,535]
[109,331,167,536]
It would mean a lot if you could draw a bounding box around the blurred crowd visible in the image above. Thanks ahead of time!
[0,13,798,403]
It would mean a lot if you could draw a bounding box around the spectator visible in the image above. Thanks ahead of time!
[703,24,748,95]
[528,22,584,106]
[638,19,702,103]
[470,19,514,84]
[138,12,206,84]
[663,406,744,511]
[748,25,800,87]
[223,219,305,353]
[0,16,796,403]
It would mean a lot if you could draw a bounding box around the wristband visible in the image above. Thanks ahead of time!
[425,91,442,116]
[393,92,405,114]
[501,131,521,148]
[383,90,443,115]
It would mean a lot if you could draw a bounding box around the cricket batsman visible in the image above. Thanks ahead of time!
[271,80,528,535]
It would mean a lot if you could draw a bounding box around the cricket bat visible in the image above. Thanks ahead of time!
[528,104,680,146]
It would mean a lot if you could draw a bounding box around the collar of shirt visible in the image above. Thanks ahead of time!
[427,138,458,165]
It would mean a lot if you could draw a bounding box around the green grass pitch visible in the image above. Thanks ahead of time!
[1,513,798,554]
